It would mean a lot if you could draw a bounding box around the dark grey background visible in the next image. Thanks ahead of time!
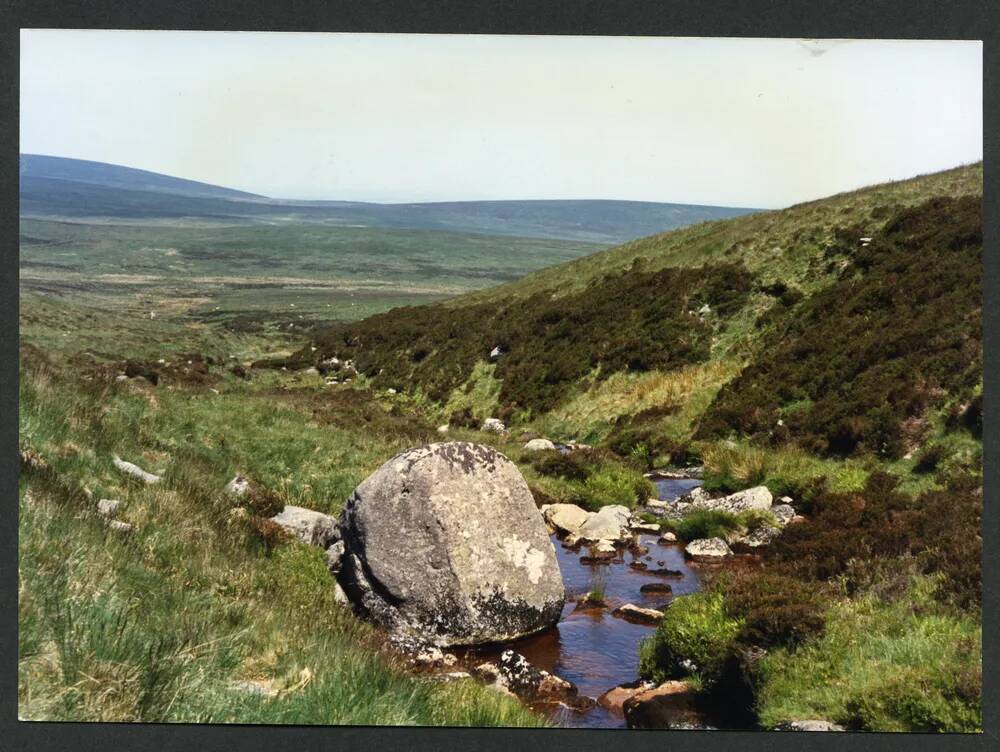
[1,2,995,750]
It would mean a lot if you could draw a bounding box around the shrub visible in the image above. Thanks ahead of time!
[913,443,947,474]
[638,591,744,687]
[527,449,589,481]
[717,570,828,648]
[576,464,654,511]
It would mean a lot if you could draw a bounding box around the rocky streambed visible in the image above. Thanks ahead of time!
[452,474,757,729]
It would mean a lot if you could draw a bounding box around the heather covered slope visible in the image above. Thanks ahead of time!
[299,165,983,475]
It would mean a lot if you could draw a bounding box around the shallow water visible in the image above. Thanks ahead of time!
[463,476,708,728]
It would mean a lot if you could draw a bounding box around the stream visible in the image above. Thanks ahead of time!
[461,476,746,729]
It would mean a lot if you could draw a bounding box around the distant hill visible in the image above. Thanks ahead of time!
[20,154,263,200]
[19,154,758,243]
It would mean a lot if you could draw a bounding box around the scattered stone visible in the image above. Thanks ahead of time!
[225,474,250,497]
[598,680,656,714]
[630,522,660,534]
[413,646,445,667]
[337,442,564,646]
[658,531,678,544]
[563,533,582,547]
[471,662,501,684]
[489,345,504,359]
[108,520,134,534]
[629,561,648,571]
[270,506,339,548]
[778,720,846,732]
[113,455,162,484]
[230,679,278,698]
[648,568,685,578]
[481,418,506,434]
[624,680,700,729]
[437,424,450,434]
[387,387,397,394]
[524,438,556,451]
[578,505,632,542]
[640,582,673,595]
[436,671,473,682]
[770,504,796,526]
[96,498,121,518]
[685,537,733,561]
[733,524,780,551]
[332,581,350,606]
[612,603,664,625]
[646,498,669,509]
[629,542,650,556]
[495,650,577,701]
[541,503,590,536]
[326,540,345,574]
[679,486,711,504]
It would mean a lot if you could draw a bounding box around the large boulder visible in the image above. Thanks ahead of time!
[337,442,564,646]
[578,505,632,542]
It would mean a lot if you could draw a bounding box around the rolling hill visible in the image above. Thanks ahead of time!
[20,154,757,243]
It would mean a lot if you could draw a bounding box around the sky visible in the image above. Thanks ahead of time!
[20,31,982,208]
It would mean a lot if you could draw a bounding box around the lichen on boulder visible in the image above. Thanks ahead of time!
[337,442,565,646]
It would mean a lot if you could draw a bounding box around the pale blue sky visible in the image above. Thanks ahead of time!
[21,31,982,208]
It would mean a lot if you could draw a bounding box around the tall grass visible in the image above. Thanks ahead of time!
[755,577,981,732]
[18,358,543,727]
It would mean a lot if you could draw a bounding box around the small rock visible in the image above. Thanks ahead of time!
[541,503,590,536]
[630,522,660,533]
[96,498,121,518]
[612,603,664,625]
[629,561,648,571]
[524,438,556,451]
[481,418,506,434]
[108,520,134,534]
[778,720,846,732]
[437,671,472,682]
[436,424,449,434]
[771,504,796,526]
[640,582,673,595]
[413,646,445,667]
[113,455,162,484]
[332,581,350,606]
[598,681,656,714]
[733,524,780,551]
[387,387,397,394]
[225,474,250,497]
[648,567,685,578]
[230,679,277,698]
[578,505,632,542]
[471,662,501,684]
[685,537,733,561]
[624,680,699,729]
[326,540,345,574]
[270,505,339,548]
[658,531,678,543]
[304,367,319,375]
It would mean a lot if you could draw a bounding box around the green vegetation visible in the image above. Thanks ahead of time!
[17,343,540,726]
[698,197,982,459]
[522,448,654,511]
[638,592,743,688]
[755,577,982,732]
[305,262,755,413]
